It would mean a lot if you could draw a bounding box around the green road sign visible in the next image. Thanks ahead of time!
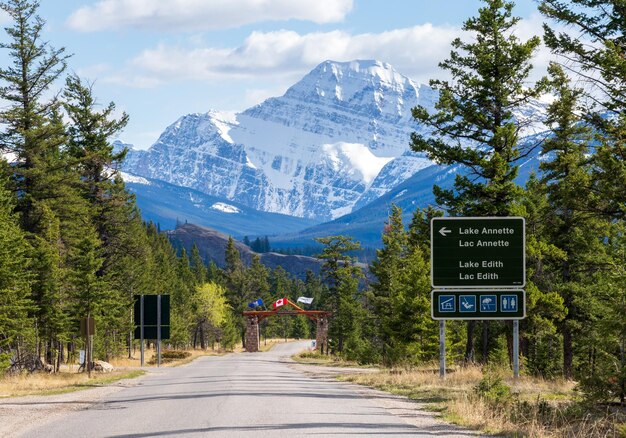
[431,290,526,320]
[133,295,171,340]
[134,325,170,340]
[431,217,525,288]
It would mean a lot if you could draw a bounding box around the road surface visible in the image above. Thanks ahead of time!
[11,342,476,437]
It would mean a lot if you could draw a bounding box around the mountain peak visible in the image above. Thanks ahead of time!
[284,59,418,104]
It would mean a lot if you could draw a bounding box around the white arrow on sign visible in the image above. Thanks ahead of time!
[439,227,451,237]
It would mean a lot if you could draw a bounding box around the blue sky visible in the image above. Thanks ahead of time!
[1,0,543,149]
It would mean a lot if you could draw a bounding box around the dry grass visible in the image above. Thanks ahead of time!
[109,346,231,368]
[339,364,624,437]
[292,350,370,368]
[0,346,233,397]
[0,370,144,398]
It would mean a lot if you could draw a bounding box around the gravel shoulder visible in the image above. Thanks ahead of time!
[288,361,481,436]
[0,373,149,438]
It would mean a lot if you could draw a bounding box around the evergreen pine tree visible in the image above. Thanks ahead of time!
[315,236,362,354]
[539,64,609,378]
[0,177,32,372]
[410,0,545,362]
[540,0,626,220]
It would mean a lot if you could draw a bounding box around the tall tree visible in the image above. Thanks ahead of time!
[540,0,626,220]
[0,0,70,232]
[539,64,608,378]
[315,236,362,354]
[0,177,32,371]
[410,0,545,362]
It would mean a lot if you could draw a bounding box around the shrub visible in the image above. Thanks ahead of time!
[475,373,512,405]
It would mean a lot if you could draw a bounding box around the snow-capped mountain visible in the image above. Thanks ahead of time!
[122,59,545,221]
[123,60,436,221]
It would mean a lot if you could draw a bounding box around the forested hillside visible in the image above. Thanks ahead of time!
[0,0,624,417]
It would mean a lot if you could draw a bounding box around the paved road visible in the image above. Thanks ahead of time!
[20,342,475,437]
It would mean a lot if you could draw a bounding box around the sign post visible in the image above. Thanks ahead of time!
[80,315,95,377]
[134,295,170,367]
[140,295,145,367]
[431,217,526,379]
[157,294,161,367]
[439,321,446,379]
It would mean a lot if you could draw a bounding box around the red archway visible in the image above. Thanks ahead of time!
[242,298,330,353]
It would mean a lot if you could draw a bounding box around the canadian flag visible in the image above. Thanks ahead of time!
[273,298,286,308]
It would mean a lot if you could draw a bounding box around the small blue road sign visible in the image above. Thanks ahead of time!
[438,295,456,312]
[459,295,477,312]
[480,295,497,312]
[501,295,518,312]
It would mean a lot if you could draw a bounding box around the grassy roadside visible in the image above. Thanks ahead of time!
[0,347,230,398]
[292,350,375,368]
[0,369,145,398]
[300,359,624,437]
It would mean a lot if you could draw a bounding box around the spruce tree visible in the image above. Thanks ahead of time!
[539,64,609,378]
[315,236,362,354]
[540,0,626,220]
[0,0,70,232]
[0,177,32,372]
[368,205,408,364]
[410,0,545,362]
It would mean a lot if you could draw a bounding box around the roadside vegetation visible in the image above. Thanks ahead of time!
[0,370,144,398]
[340,366,626,437]
[0,0,624,435]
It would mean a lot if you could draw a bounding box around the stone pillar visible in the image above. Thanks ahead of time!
[245,316,260,352]
[316,317,329,354]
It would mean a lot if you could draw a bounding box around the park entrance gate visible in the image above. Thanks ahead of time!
[242,299,330,353]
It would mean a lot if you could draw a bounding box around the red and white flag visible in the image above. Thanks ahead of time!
[273,298,286,308]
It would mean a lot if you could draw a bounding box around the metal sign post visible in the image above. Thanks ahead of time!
[157,294,161,367]
[140,295,145,367]
[439,321,446,379]
[86,312,91,378]
[513,320,520,378]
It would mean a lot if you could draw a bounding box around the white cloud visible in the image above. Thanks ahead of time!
[119,24,461,87]
[67,0,353,32]
[108,15,551,90]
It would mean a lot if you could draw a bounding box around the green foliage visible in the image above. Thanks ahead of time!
[366,205,438,366]
[411,0,545,217]
[315,235,363,355]
[540,0,626,221]
[475,373,512,405]
[0,177,32,369]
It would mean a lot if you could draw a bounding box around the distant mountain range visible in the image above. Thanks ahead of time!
[121,171,318,239]
[120,59,548,249]
[167,223,323,279]
[122,60,439,222]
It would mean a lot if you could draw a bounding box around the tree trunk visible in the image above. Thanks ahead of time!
[465,321,475,363]
[482,321,489,363]
[563,326,573,379]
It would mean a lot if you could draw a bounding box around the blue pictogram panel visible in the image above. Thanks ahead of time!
[480,295,497,312]
[438,295,456,312]
[501,295,518,312]
[459,295,476,312]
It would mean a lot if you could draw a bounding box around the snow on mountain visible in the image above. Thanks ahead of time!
[122,59,543,221]
[120,171,150,185]
[211,202,241,214]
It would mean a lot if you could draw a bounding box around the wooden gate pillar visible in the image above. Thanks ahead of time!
[316,316,329,354]
[245,316,260,352]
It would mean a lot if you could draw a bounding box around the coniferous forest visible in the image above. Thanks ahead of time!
[0,0,624,420]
